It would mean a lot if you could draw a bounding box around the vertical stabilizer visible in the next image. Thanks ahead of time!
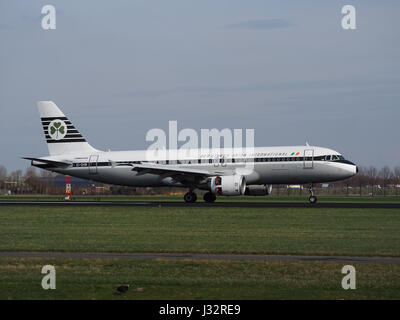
[37,101,98,156]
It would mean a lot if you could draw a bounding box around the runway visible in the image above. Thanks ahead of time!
[0,201,399,208]
[1,251,399,264]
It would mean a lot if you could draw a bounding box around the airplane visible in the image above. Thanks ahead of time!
[24,101,358,203]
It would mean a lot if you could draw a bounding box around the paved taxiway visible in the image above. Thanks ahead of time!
[0,201,399,208]
[1,251,399,264]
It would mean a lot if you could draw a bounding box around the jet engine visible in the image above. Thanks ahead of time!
[244,185,272,196]
[209,175,246,196]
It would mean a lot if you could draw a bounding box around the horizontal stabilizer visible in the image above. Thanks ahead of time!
[22,157,71,168]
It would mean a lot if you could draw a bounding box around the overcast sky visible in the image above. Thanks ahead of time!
[0,0,399,172]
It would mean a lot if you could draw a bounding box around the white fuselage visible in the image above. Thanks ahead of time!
[33,146,358,188]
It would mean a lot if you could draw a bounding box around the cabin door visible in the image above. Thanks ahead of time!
[89,155,99,175]
[303,149,314,169]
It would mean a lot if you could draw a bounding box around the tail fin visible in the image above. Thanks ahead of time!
[37,101,98,156]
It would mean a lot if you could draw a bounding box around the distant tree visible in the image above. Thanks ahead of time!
[0,165,7,190]
[10,170,23,181]
[351,166,367,196]
[366,166,378,196]
[24,167,39,194]
[394,167,400,196]
[0,165,6,179]
[25,167,37,177]
[379,166,391,196]
[38,169,58,194]
[6,170,23,194]
[0,164,7,182]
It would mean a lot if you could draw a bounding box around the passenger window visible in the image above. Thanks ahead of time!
[325,155,331,161]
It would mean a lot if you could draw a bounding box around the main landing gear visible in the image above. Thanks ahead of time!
[184,191,197,203]
[183,191,217,203]
[203,192,216,203]
[308,184,317,204]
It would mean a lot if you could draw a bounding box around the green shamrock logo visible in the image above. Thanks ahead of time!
[49,120,67,140]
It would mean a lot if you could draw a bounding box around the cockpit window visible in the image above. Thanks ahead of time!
[325,154,345,161]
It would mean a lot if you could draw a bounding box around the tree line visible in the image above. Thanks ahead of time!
[0,164,399,196]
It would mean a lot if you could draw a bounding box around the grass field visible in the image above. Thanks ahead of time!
[1,258,399,300]
[1,194,400,203]
[1,205,399,299]
[1,206,399,256]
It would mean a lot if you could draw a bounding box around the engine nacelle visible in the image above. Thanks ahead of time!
[244,185,272,196]
[210,175,246,196]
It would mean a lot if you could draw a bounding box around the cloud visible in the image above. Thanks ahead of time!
[113,77,400,100]
[227,18,292,30]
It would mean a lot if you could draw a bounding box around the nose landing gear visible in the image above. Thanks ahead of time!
[308,184,317,204]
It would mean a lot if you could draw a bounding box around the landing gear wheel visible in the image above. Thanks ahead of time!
[309,195,317,204]
[308,183,317,204]
[184,192,197,203]
[203,192,216,203]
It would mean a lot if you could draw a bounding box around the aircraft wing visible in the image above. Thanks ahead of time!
[129,162,228,184]
[130,163,212,176]
[22,157,71,168]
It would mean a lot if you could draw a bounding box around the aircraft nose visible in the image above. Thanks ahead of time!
[344,160,358,175]
[348,164,358,176]
[342,163,358,178]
